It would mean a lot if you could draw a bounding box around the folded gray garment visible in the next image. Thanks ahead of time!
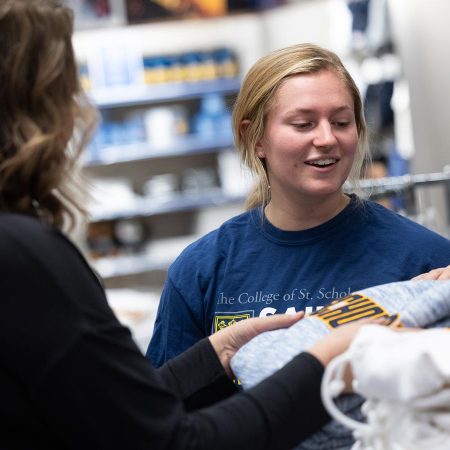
[230,280,450,450]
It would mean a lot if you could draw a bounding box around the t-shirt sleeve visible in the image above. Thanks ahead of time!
[146,275,206,367]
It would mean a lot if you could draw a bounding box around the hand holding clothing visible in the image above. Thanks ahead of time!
[412,264,450,281]
[209,311,304,377]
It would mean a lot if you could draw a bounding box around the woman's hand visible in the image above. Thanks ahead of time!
[412,264,450,281]
[209,312,304,378]
[307,318,385,367]
[308,318,390,393]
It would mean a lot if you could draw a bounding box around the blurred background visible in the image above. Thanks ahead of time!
[66,0,450,351]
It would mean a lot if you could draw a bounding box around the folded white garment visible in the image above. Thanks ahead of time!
[322,326,450,450]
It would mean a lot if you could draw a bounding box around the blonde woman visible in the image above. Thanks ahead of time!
[148,43,450,366]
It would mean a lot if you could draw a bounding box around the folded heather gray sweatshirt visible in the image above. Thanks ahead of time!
[230,280,450,450]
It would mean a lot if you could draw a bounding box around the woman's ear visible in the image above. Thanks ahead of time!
[240,120,265,158]
[239,119,250,138]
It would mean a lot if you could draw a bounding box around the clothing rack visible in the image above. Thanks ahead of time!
[346,168,450,230]
[358,170,450,197]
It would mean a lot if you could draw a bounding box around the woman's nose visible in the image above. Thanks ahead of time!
[313,123,337,148]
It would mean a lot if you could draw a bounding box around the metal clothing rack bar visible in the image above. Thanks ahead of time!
[345,168,450,222]
[356,170,450,195]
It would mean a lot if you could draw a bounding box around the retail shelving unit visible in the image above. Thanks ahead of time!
[80,61,247,290]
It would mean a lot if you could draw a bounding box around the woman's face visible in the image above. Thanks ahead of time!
[257,69,358,204]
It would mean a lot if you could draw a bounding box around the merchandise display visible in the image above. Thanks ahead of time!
[125,0,284,23]
[142,48,239,85]
[84,46,239,162]
[125,0,227,23]
[79,40,245,277]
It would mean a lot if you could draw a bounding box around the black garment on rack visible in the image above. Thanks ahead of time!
[364,80,395,160]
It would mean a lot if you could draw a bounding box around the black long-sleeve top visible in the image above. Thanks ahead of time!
[0,213,329,449]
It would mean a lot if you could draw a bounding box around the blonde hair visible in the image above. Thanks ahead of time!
[0,0,97,230]
[232,43,370,209]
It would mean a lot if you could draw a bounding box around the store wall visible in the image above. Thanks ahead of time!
[388,0,450,174]
[262,0,334,52]
[388,0,450,234]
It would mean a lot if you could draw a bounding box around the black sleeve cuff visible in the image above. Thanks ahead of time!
[157,338,238,410]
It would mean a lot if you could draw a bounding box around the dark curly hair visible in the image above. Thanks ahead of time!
[0,0,97,230]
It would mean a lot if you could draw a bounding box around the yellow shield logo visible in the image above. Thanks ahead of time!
[214,312,252,332]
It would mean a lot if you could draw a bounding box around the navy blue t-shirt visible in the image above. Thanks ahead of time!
[147,195,450,366]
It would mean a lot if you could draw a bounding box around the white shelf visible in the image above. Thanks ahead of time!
[93,235,200,279]
[94,252,170,279]
[88,78,241,109]
[84,132,234,166]
[89,188,245,222]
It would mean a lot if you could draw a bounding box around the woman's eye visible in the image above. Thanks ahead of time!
[292,122,313,130]
[333,121,350,128]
